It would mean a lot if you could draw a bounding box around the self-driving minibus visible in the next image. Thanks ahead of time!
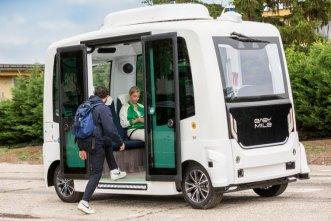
[43,4,310,209]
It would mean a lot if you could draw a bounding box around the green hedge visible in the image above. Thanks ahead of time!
[286,42,331,139]
[0,68,43,145]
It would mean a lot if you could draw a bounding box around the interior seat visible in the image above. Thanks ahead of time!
[108,95,145,151]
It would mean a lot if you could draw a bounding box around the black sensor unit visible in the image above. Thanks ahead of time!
[97,47,116,53]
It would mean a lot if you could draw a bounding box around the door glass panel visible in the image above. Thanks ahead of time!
[145,38,177,175]
[59,49,86,174]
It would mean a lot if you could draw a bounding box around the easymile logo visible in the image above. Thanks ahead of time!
[254,117,272,129]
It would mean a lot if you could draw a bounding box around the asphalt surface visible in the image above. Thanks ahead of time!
[0,163,330,221]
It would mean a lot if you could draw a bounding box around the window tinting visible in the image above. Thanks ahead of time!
[177,37,195,119]
[60,51,85,118]
[53,56,59,122]
[136,54,144,102]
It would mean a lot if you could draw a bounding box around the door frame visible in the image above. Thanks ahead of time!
[142,32,182,182]
[57,44,89,179]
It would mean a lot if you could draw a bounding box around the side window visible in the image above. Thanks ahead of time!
[178,37,195,119]
[53,56,59,122]
[92,62,111,88]
[136,54,144,102]
[60,51,85,118]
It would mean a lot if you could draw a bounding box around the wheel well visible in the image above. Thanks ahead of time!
[182,160,205,175]
[47,160,60,187]
[178,160,209,192]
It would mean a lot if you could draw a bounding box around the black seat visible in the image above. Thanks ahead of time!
[108,100,145,151]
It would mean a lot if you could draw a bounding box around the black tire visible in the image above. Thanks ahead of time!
[253,183,288,197]
[53,165,83,203]
[182,164,222,209]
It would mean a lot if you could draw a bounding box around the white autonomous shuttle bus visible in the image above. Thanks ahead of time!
[43,4,310,209]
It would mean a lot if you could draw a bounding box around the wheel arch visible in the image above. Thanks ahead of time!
[182,160,207,176]
[47,160,60,187]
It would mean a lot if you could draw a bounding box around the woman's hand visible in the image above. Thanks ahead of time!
[137,117,144,123]
[133,117,143,124]
[79,150,87,160]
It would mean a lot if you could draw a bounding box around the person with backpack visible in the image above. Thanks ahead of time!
[75,86,126,214]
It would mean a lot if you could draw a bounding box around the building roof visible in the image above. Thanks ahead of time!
[0,64,44,71]
[0,64,44,77]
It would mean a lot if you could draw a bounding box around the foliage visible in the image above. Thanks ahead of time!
[0,67,43,145]
[92,63,111,88]
[234,0,331,48]
[286,42,331,138]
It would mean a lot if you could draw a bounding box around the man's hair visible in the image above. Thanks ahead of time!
[94,86,109,99]
[129,86,140,95]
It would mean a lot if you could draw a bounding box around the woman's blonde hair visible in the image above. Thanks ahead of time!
[129,86,140,95]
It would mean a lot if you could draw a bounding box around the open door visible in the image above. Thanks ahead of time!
[142,33,181,182]
[57,45,89,179]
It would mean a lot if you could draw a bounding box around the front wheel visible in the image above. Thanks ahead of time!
[53,165,83,203]
[253,183,288,197]
[182,164,222,209]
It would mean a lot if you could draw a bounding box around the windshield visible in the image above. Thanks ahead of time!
[214,37,287,102]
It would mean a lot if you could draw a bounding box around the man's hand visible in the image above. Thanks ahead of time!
[79,150,87,160]
[119,143,125,151]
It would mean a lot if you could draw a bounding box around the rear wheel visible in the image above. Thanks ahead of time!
[53,165,83,203]
[253,183,288,197]
[182,164,222,209]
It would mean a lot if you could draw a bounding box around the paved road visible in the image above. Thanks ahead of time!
[0,163,330,221]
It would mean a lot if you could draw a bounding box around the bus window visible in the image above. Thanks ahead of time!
[92,62,111,89]
[177,37,195,119]
[136,54,144,101]
[53,56,59,122]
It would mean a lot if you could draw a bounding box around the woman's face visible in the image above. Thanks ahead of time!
[130,92,140,104]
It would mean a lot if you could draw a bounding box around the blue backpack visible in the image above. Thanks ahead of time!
[73,101,101,140]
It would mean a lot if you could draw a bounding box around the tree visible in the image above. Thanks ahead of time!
[0,67,44,145]
[234,0,331,48]
[233,0,264,21]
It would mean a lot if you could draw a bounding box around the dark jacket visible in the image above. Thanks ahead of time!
[89,95,123,148]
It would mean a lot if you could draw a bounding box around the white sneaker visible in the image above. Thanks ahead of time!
[110,169,127,181]
[78,200,95,214]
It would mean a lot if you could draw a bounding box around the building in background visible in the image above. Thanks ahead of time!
[0,64,44,100]
[262,2,330,39]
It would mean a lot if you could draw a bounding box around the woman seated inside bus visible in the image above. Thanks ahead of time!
[119,86,145,142]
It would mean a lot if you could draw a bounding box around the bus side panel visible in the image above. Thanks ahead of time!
[181,138,235,188]
[43,122,60,187]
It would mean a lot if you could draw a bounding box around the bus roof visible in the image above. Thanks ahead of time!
[47,4,280,51]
